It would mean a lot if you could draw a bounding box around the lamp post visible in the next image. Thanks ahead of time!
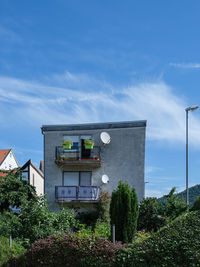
[185,105,199,207]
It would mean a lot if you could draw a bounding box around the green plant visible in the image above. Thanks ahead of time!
[110,181,138,243]
[84,139,94,149]
[62,139,73,149]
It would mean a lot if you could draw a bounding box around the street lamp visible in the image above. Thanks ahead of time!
[185,105,199,207]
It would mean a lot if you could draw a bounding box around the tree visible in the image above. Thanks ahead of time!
[138,197,166,232]
[0,169,38,212]
[160,187,187,220]
[110,181,138,243]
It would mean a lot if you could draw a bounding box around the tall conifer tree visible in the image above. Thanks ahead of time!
[110,181,138,243]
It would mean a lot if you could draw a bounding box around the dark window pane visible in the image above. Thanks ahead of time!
[80,172,91,186]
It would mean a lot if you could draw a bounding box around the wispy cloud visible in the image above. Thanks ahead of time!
[0,73,200,147]
[169,62,200,69]
[0,25,21,43]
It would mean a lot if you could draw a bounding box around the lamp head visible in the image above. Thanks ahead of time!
[185,105,199,112]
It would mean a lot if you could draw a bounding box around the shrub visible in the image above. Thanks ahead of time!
[0,236,25,266]
[98,191,111,223]
[6,233,126,267]
[94,220,111,239]
[110,181,138,243]
[117,211,200,266]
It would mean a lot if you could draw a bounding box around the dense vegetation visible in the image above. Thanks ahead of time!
[138,187,187,232]
[5,234,125,267]
[1,173,200,266]
[0,171,78,246]
[118,211,200,267]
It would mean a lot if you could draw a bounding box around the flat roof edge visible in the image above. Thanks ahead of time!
[41,120,147,133]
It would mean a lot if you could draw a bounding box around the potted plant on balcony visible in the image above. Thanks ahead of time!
[84,139,94,149]
[62,139,73,150]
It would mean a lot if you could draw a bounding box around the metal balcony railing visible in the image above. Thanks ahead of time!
[55,186,100,201]
[55,146,100,162]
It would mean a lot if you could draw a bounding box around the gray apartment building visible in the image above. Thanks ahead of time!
[41,120,146,213]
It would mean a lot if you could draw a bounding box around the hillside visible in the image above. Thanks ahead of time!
[159,184,200,206]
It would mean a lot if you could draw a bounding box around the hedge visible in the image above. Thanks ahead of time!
[117,211,200,267]
[5,233,125,267]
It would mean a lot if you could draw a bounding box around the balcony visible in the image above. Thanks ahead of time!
[55,146,101,167]
[55,186,100,202]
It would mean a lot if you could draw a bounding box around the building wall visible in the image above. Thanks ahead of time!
[29,165,44,196]
[44,124,146,213]
[0,151,19,170]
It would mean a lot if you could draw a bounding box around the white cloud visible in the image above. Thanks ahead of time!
[0,73,200,147]
[169,62,200,69]
[145,188,168,198]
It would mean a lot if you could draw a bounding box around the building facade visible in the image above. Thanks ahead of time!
[42,121,146,213]
[21,160,44,196]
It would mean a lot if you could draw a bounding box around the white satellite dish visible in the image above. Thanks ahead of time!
[102,174,109,184]
[100,132,111,144]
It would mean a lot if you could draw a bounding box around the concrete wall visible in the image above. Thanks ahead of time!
[43,123,146,213]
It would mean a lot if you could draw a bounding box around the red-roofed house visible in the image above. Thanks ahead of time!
[0,149,19,176]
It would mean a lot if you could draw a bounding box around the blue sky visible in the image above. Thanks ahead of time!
[0,0,200,197]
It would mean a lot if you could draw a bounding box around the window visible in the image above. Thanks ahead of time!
[21,166,29,181]
[32,174,35,186]
[63,171,91,186]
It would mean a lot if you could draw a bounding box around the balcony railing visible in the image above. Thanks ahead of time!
[55,146,101,166]
[55,186,100,201]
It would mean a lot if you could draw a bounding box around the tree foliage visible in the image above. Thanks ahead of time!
[0,169,38,212]
[110,181,138,243]
[0,170,78,246]
[137,197,166,232]
[191,196,200,211]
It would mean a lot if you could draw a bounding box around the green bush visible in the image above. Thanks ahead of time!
[117,211,200,267]
[0,236,25,266]
[5,233,125,267]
